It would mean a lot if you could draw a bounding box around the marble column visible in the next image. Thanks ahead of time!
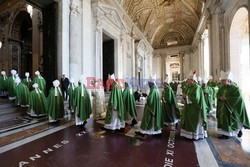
[219,12,225,71]
[144,54,147,78]
[148,52,153,78]
[69,0,82,80]
[146,51,152,78]
[94,18,103,79]
[210,13,221,80]
[179,53,184,80]
[161,55,166,79]
[120,32,125,78]
[82,0,93,79]
[199,37,205,77]
[32,8,40,76]
[131,35,136,78]
[56,0,70,78]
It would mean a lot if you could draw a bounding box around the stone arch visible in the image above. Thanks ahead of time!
[8,7,28,37]
[9,9,33,77]
[229,7,250,112]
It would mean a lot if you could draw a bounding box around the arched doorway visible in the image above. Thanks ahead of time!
[230,7,250,113]
[15,11,32,77]
[9,10,33,76]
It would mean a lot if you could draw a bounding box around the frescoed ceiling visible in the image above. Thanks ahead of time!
[122,0,203,49]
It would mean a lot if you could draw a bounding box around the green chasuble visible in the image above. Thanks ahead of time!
[33,76,46,93]
[7,76,16,98]
[22,78,33,91]
[216,82,223,89]
[122,85,137,119]
[182,83,207,132]
[207,81,217,100]
[29,89,47,116]
[74,84,92,121]
[216,84,250,132]
[181,81,188,94]
[67,83,75,111]
[202,85,214,113]
[207,81,216,88]
[15,82,30,106]
[140,85,163,131]
[105,82,125,124]
[170,82,177,93]
[47,87,64,121]
[0,76,8,92]
[162,85,180,124]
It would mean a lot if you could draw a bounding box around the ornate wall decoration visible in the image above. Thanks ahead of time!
[10,43,20,70]
[101,6,128,32]
[122,0,203,49]
[70,0,81,16]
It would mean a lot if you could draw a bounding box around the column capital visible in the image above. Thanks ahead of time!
[218,12,224,30]
[70,0,81,16]
[95,18,102,33]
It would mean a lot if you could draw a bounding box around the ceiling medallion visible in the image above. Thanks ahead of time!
[159,0,175,7]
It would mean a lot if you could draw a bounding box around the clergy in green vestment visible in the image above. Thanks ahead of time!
[104,74,125,130]
[207,76,218,101]
[47,80,64,122]
[207,75,216,88]
[201,78,214,114]
[22,72,32,91]
[162,76,180,125]
[138,74,163,135]
[74,75,92,126]
[217,71,250,139]
[123,78,137,126]
[7,69,17,100]
[0,71,8,96]
[33,71,46,94]
[181,80,188,94]
[28,83,47,117]
[15,77,30,107]
[170,81,178,94]
[180,71,208,140]
[67,78,76,113]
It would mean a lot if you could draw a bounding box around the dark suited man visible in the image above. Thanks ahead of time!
[61,74,69,100]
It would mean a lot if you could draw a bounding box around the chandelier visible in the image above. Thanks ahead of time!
[159,0,175,7]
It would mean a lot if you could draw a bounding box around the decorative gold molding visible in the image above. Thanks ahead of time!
[122,0,202,49]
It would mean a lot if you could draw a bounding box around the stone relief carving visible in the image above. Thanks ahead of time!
[101,6,127,32]
[126,40,132,58]
[218,12,224,30]
[138,40,147,52]
[96,17,102,32]
[37,11,43,26]
[70,0,81,16]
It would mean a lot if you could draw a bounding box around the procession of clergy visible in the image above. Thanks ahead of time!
[0,69,250,140]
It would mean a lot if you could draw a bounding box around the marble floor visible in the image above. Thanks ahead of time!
[0,98,250,167]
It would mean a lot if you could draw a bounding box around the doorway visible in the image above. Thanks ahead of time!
[103,33,114,90]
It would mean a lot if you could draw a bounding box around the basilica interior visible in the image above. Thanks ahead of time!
[0,0,250,166]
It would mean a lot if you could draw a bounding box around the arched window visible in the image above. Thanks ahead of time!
[230,7,250,113]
